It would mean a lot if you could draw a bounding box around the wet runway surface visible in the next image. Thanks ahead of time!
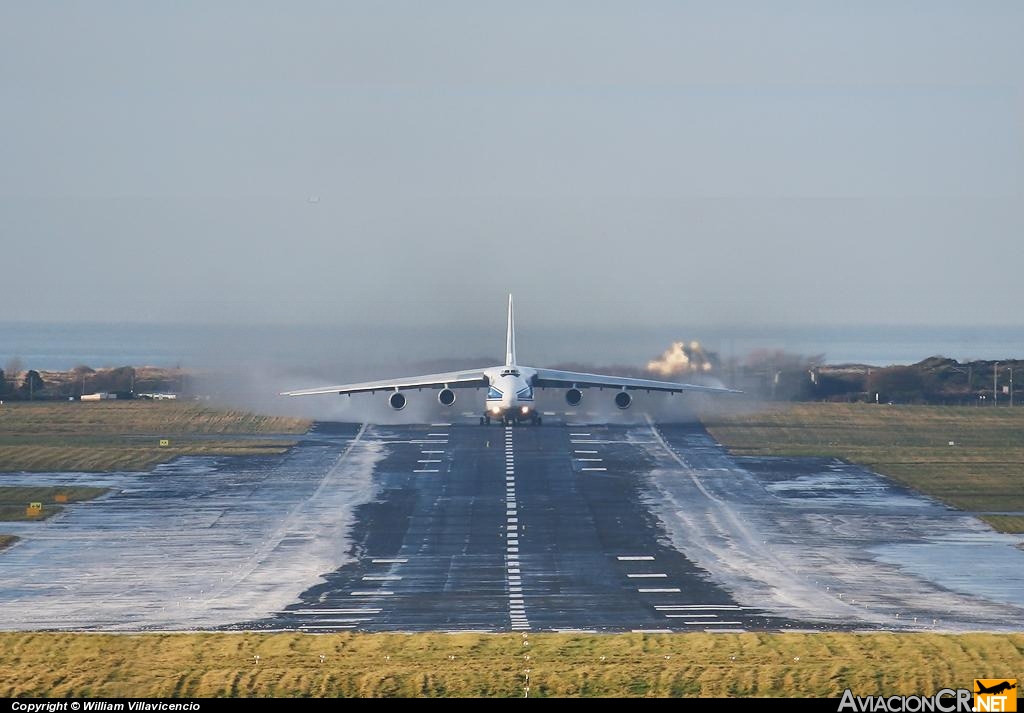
[256,423,782,633]
[2,421,1023,632]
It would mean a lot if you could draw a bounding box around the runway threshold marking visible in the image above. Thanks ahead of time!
[654,605,751,610]
[300,625,356,630]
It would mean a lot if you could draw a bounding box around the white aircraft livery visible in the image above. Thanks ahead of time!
[282,295,738,424]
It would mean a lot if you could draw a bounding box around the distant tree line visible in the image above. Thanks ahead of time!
[0,364,180,401]
[0,368,45,400]
[735,356,1022,406]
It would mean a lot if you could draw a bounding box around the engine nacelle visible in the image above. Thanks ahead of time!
[565,388,583,406]
[614,391,632,410]
[388,392,407,410]
[438,388,456,406]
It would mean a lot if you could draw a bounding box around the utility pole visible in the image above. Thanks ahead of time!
[1010,366,1014,407]
[994,362,999,407]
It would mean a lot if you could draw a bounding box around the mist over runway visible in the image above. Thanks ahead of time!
[2,419,1022,633]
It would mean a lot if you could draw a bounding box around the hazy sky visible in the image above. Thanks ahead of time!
[2,2,1022,328]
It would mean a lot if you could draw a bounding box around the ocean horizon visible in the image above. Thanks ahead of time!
[1,321,1021,374]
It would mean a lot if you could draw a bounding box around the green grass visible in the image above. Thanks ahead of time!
[0,486,109,521]
[978,515,1024,534]
[0,632,1021,698]
[0,401,311,472]
[704,403,1024,531]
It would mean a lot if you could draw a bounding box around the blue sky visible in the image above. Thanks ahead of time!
[1,2,1021,326]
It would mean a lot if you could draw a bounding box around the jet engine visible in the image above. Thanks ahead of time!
[614,391,632,410]
[438,388,456,406]
[565,388,583,406]
[388,392,407,410]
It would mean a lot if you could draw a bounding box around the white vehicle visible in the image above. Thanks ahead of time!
[282,295,738,425]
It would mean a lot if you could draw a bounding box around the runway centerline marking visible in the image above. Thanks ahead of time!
[278,609,381,615]
[502,426,529,631]
[638,588,681,593]
[617,556,655,561]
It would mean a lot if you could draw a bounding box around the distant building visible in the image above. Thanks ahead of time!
[136,393,178,400]
[80,392,117,401]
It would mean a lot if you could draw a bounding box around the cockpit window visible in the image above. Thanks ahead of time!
[487,386,504,400]
[501,369,520,377]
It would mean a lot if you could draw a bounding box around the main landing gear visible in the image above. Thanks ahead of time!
[479,414,543,426]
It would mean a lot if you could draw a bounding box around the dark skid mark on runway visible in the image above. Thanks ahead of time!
[244,422,796,633]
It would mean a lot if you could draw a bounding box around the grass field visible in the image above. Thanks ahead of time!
[1,631,1021,698]
[704,403,1024,533]
[0,486,108,521]
[0,401,311,473]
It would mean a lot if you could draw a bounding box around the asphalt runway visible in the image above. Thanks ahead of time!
[257,423,782,633]
[2,419,1023,632]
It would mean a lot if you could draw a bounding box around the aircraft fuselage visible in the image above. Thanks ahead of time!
[482,365,539,424]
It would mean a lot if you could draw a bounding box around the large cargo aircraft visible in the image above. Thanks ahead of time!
[282,295,737,424]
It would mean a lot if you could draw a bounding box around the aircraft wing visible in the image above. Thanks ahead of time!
[531,367,740,394]
[280,369,490,397]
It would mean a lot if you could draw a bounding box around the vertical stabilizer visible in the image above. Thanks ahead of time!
[505,294,516,366]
